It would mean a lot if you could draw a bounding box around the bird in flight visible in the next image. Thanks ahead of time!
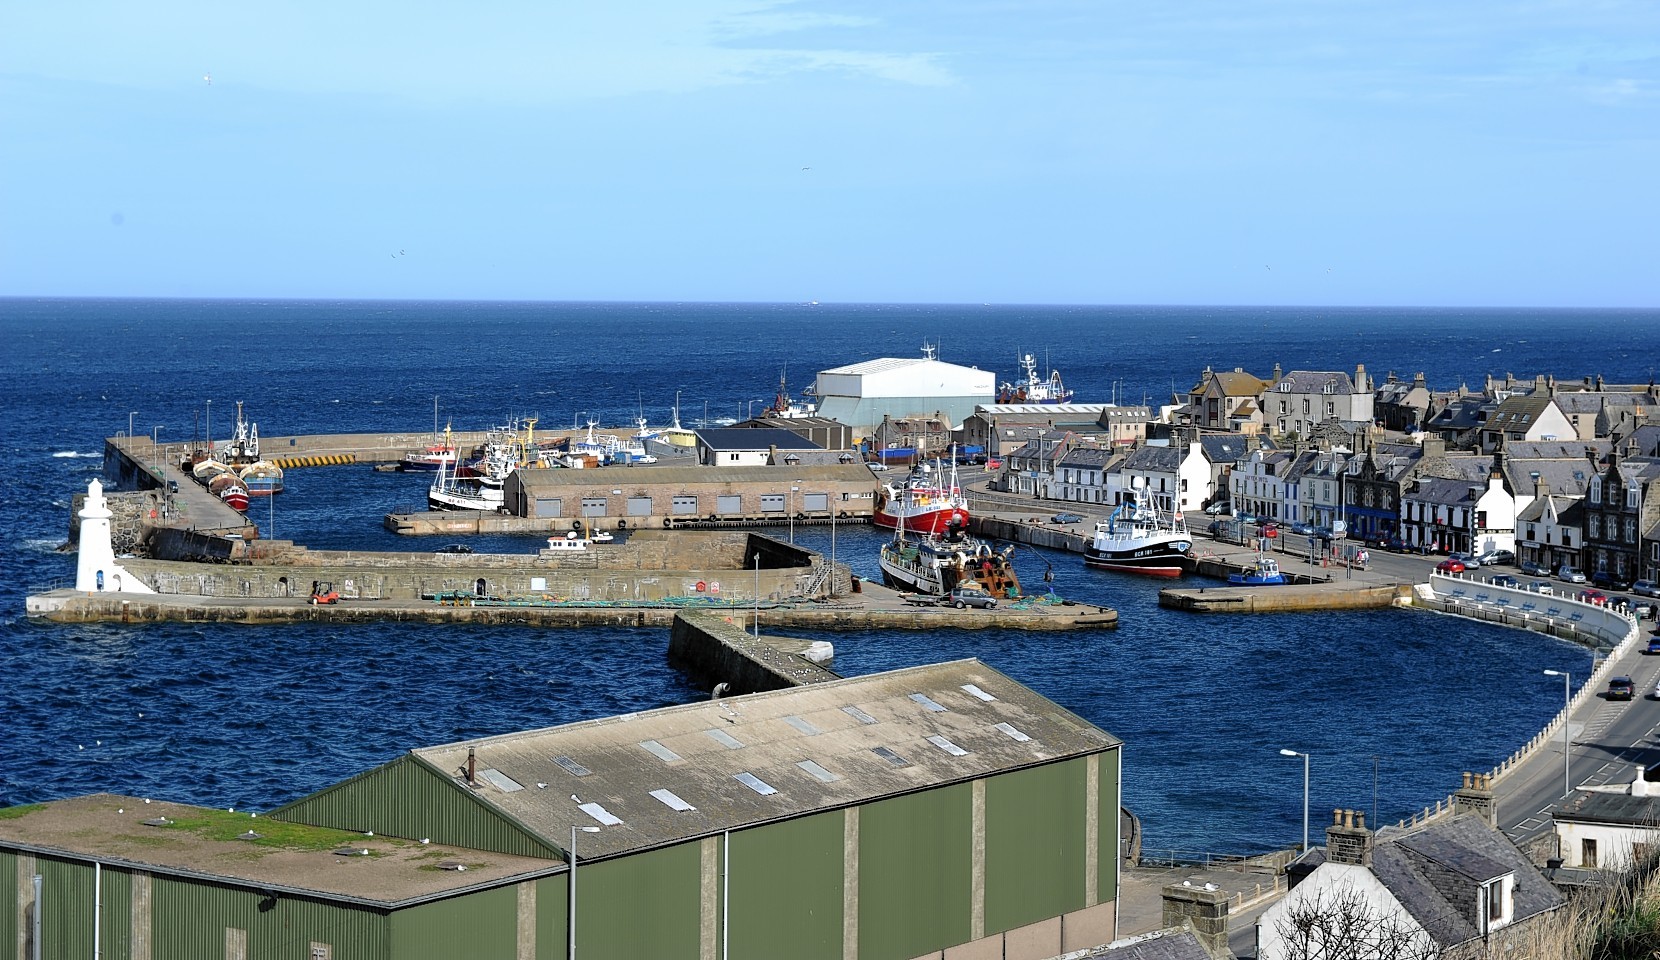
[203,72,212,85]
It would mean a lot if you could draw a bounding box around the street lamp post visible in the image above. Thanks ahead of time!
[789,484,800,544]
[1544,670,1572,797]
[753,552,761,638]
[1279,748,1310,853]
[206,400,212,455]
[151,426,164,475]
[569,823,600,959]
[128,411,137,439]
[829,504,838,597]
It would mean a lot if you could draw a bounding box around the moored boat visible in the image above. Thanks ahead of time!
[878,519,1022,598]
[238,459,285,496]
[402,424,459,471]
[1083,486,1192,577]
[873,458,970,535]
[996,353,1073,405]
[209,473,251,511]
[1228,555,1286,586]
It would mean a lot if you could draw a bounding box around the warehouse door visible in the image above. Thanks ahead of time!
[803,493,828,512]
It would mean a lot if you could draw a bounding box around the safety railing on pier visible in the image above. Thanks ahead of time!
[1391,573,1643,829]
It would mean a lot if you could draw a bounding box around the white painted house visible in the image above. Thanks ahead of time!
[1552,770,1660,872]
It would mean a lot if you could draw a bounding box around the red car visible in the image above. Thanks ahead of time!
[1579,589,1608,606]
[1435,559,1466,574]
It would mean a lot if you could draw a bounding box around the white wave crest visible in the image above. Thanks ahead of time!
[52,451,99,458]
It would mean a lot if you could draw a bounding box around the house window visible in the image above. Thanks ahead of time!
[1487,883,1503,923]
[1590,516,1601,539]
[729,453,741,462]
[1583,838,1598,868]
[1591,477,1602,503]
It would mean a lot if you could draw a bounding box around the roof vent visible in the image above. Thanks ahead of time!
[141,817,172,828]
[871,746,910,767]
[333,848,371,857]
[552,756,592,778]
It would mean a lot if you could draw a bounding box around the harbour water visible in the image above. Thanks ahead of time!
[4,298,1656,854]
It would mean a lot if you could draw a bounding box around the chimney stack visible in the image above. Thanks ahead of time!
[1325,807,1374,866]
[1453,771,1497,827]
[467,747,477,785]
[1162,883,1230,957]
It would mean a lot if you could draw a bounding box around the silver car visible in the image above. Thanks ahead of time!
[1558,565,1587,584]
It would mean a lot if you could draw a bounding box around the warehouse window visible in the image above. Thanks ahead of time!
[671,495,698,515]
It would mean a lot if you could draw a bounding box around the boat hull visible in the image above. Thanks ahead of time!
[219,489,250,512]
[873,506,968,536]
[1083,537,1192,577]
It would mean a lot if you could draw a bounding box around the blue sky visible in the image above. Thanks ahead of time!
[2,1,1655,306]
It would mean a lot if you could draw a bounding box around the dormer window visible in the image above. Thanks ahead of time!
[1481,873,1515,932]
[1279,382,1291,392]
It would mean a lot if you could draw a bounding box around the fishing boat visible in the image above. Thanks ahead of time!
[402,424,459,472]
[192,457,232,482]
[545,532,591,553]
[1083,485,1192,577]
[763,370,818,419]
[209,472,251,512]
[873,458,970,535]
[214,401,263,465]
[1228,555,1286,586]
[238,459,285,496]
[649,393,700,451]
[878,517,1022,598]
[997,354,1073,405]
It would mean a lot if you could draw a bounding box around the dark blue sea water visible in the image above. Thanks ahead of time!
[3,298,1656,854]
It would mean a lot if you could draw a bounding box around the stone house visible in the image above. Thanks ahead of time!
[1583,451,1660,586]
[1515,494,1586,576]
[1257,777,1565,960]
[1000,431,1081,498]
[1477,393,1575,453]
[1119,442,1211,515]
[1261,366,1375,442]
[1185,367,1270,431]
[1552,769,1660,872]
[871,413,953,463]
[1053,446,1123,506]
[1374,372,1433,433]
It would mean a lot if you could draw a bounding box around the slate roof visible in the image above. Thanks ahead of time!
[1429,397,1494,432]
[1502,440,1610,460]
[1404,477,1484,508]
[1554,391,1656,415]
[1198,435,1253,465]
[1067,926,1216,959]
[1122,444,1184,472]
[1193,370,1269,396]
[1623,426,1660,457]
[1484,394,1559,433]
[1516,495,1585,525]
[1505,459,1598,498]
[1554,791,1660,827]
[696,428,823,451]
[1273,370,1358,394]
[1057,447,1121,471]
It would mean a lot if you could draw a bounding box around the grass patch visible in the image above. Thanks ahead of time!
[0,804,45,821]
[160,810,377,852]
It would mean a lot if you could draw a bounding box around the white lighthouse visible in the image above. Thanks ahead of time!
[76,479,154,594]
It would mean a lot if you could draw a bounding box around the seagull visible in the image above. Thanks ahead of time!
[801,166,810,171]
[204,73,212,85]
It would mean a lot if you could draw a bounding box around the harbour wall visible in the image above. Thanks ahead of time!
[1159,583,1407,613]
[668,611,842,695]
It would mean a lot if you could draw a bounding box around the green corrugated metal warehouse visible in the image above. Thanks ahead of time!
[1,659,1122,960]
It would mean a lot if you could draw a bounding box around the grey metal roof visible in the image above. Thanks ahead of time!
[411,660,1119,860]
[1404,477,1484,508]
[1198,435,1251,464]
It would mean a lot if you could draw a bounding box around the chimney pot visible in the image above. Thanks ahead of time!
[467,747,476,784]
[1333,808,1343,826]
[1462,771,1473,789]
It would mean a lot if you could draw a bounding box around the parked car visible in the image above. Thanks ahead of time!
[1526,580,1554,595]
[1234,512,1258,524]
[1292,523,1317,536]
[1607,676,1636,701]
[1050,512,1084,525]
[1204,502,1231,516]
[1558,565,1587,584]
[1645,636,1660,656]
[1578,588,1608,606]
[1475,549,1515,566]
[1449,553,1481,569]
[867,463,891,472]
[1651,675,1660,699]
[1385,536,1408,553]
[949,585,998,609]
[1261,522,1280,538]
[436,543,474,554]
[1489,574,1519,588]
[1435,559,1467,574]
[1518,561,1550,577]
[1633,580,1660,599]
[1591,569,1630,590]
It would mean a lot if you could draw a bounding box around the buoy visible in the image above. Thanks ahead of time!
[695,581,707,593]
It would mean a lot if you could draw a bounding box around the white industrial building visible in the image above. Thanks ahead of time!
[813,346,996,438]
